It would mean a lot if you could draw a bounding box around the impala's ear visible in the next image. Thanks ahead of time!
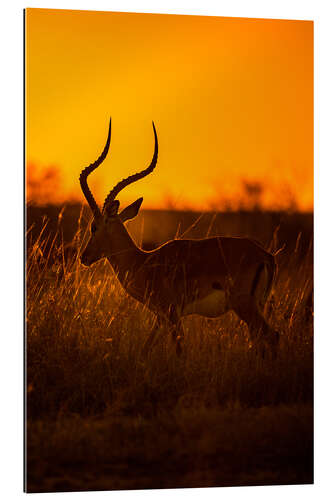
[105,200,120,217]
[119,198,143,222]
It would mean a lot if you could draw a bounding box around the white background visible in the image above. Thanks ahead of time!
[0,0,332,498]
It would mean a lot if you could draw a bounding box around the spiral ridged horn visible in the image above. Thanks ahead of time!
[102,121,158,213]
[79,119,111,218]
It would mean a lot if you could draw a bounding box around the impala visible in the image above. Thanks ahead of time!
[80,119,279,356]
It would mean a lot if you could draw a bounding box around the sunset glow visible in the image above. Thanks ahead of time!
[25,9,313,211]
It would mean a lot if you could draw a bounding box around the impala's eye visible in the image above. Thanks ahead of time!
[91,223,97,234]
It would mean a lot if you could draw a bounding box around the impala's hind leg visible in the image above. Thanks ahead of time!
[231,293,279,357]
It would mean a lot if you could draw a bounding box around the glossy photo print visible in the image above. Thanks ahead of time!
[25,8,313,493]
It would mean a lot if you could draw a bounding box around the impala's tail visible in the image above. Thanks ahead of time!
[251,254,277,309]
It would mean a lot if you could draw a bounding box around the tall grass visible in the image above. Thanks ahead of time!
[25,212,313,492]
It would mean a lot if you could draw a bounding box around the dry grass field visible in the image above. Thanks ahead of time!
[25,205,313,492]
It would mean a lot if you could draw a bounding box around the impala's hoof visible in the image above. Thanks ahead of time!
[176,340,183,357]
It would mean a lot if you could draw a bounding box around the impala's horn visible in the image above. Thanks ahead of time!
[102,121,158,214]
[79,118,112,219]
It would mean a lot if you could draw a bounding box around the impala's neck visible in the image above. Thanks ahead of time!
[106,223,145,282]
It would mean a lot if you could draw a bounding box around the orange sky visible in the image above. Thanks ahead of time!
[25,9,313,211]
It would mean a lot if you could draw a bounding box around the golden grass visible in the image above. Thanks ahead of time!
[25,213,313,492]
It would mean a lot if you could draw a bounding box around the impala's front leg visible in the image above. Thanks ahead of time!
[169,320,185,357]
[142,315,162,355]
[167,305,184,357]
[141,312,184,357]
